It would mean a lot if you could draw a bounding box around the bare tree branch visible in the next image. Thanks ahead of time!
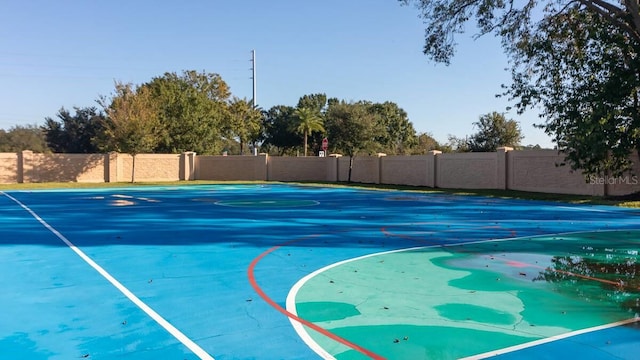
[579,0,640,42]
[625,0,640,39]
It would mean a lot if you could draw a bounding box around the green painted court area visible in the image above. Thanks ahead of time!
[291,231,640,359]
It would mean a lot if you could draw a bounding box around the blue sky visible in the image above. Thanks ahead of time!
[0,0,553,148]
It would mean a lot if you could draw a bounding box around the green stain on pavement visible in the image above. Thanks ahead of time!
[296,302,360,322]
[435,303,516,325]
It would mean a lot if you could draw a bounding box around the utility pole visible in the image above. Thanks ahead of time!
[250,49,256,108]
[250,50,257,155]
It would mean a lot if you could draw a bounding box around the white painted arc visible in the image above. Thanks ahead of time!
[286,231,639,359]
[2,192,215,360]
[459,317,640,360]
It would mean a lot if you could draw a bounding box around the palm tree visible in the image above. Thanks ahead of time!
[294,107,324,156]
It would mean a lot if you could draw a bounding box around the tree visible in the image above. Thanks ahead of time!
[145,70,230,154]
[98,82,162,182]
[262,105,302,155]
[369,101,417,154]
[325,101,378,181]
[400,0,640,64]
[294,107,324,156]
[42,107,106,153]
[467,112,523,152]
[0,124,49,153]
[509,9,640,176]
[445,135,470,153]
[400,0,640,176]
[225,97,263,155]
[521,144,543,151]
[411,132,442,154]
[297,93,328,114]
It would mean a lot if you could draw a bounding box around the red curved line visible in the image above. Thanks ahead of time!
[247,235,385,360]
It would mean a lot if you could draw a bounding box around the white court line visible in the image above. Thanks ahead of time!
[459,317,640,360]
[556,206,616,213]
[2,192,214,360]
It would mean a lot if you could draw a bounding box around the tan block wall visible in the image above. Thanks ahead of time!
[196,155,267,181]
[3,150,640,197]
[436,152,498,189]
[0,153,18,183]
[22,152,106,183]
[507,150,604,196]
[595,153,640,196]
[268,156,329,181]
[337,156,379,183]
[381,155,429,186]
[118,154,182,182]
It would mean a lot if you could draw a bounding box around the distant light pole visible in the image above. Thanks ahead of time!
[251,49,256,108]
[250,50,258,155]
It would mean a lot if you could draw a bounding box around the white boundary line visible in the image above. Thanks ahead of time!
[459,317,640,360]
[555,206,617,213]
[2,192,214,360]
[286,229,640,359]
[214,199,320,207]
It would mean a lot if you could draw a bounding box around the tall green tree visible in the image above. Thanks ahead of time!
[294,107,324,156]
[411,132,442,154]
[98,82,162,182]
[467,112,523,152]
[145,70,230,154]
[262,105,302,155]
[226,97,263,155]
[0,124,49,153]
[509,9,640,176]
[400,0,640,176]
[42,107,106,153]
[297,93,328,114]
[325,101,378,181]
[369,101,417,154]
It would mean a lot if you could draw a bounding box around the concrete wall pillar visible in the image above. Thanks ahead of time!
[376,153,387,184]
[182,152,197,181]
[330,154,343,182]
[259,153,268,181]
[264,154,271,181]
[497,147,513,190]
[325,155,339,182]
[18,150,34,183]
[427,150,442,188]
[105,152,119,182]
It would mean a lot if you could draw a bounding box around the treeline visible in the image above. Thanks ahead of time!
[0,70,442,157]
[1,70,527,156]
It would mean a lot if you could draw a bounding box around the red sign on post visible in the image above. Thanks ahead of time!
[322,138,328,151]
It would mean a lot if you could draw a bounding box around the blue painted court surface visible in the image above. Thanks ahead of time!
[1,184,640,359]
